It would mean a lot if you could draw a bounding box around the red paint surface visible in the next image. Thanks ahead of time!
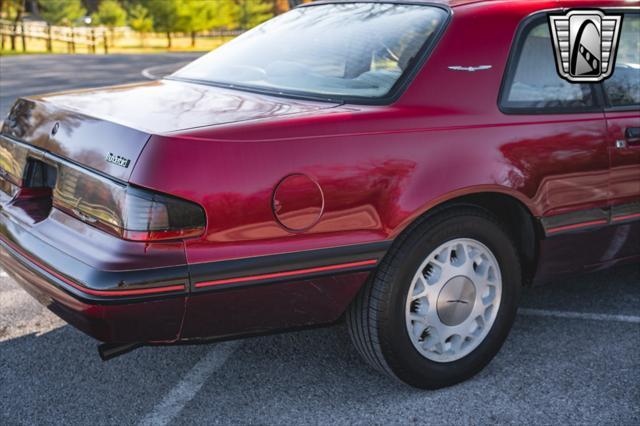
[182,271,371,340]
[1,0,638,344]
[273,174,325,232]
[130,0,613,266]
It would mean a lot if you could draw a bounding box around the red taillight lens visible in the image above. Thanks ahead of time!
[52,162,205,241]
[119,187,206,241]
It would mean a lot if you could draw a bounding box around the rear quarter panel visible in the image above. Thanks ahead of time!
[130,1,609,266]
[132,110,607,265]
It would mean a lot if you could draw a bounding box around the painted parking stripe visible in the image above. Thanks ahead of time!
[141,62,191,80]
[519,308,640,324]
[138,341,240,426]
[141,66,160,80]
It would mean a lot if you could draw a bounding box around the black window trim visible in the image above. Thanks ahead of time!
[498,10,605,115]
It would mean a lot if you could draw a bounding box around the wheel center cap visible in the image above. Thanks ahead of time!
[436,276,476,326]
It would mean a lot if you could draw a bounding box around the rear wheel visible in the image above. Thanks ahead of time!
[347,207,521,389]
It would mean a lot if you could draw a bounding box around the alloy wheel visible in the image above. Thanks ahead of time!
[405,238,503,363]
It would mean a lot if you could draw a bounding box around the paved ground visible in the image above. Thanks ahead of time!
[0,53,200,117]
[0,54,639,425]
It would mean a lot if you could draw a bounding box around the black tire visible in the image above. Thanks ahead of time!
[347,206,521,389]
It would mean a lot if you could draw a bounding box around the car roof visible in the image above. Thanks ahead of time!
[442,0,498,7]
[443,0,632,7]
[303,0,496,8]
[306,0,633,9]
[304,0,490,8]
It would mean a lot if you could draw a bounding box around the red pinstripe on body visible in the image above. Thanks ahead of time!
[195,259,378,288]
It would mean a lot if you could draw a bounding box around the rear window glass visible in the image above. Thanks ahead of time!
[172,3,447,101]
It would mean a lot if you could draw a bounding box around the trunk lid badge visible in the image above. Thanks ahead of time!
[106,153,131,168]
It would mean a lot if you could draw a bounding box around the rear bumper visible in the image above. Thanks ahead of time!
[1,205,388,344]
[0,209,188,343]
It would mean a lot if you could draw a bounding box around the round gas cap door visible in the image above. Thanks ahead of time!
[272,174,324,232]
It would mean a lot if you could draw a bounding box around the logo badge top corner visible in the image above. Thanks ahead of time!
[548,9,623,83]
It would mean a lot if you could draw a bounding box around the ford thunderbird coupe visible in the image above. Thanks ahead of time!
[1,0,638,389]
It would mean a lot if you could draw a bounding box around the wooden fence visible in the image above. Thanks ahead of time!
[0,20,244,54]
[0,19,109,53]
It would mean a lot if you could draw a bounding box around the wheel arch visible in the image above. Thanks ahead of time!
[392,189,541,286]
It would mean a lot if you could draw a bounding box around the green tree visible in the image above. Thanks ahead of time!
[235,0,273,30]
[92,0,127,47]
[39,0,86,26]
[144,0,180,48]
[1,0,26,50]
[128,3,152,47]
[178,0,238,47]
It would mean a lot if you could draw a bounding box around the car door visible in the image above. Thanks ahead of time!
[603,11,640,258]
[499,15,611,222]
[498,11,614,277]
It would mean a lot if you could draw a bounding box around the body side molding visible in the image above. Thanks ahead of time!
[541,202,640,236]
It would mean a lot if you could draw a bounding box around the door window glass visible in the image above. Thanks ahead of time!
[604,14,640,107]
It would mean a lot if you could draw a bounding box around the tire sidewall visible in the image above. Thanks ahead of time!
[380,213,520,388]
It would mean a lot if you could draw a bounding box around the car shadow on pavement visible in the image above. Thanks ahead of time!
[175,307,639,425]
[0,325,214,424]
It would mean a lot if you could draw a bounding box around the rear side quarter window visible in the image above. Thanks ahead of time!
[499,16,600,114]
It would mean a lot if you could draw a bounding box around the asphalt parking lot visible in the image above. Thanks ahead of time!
[1,54,639,425]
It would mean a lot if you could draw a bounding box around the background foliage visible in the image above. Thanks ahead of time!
[1,1,307,50]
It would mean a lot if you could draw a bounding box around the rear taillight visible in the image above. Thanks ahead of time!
[52,162,205,242]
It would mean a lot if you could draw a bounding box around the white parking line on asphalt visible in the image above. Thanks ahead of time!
[138,341,240,426]
[519,308,640,324]
[141,62,191,80]
[0,269,7,278]
[141,67,159,80]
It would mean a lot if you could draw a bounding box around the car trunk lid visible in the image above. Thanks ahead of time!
[1,98,149,182]
[1,79,338,183]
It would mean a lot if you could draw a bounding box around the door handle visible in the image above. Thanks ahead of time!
[625,127,640,145]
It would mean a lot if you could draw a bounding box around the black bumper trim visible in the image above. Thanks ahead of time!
[189,240,391,292]
[0,209,190,303]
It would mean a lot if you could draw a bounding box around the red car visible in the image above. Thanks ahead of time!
[1,0,638,389]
